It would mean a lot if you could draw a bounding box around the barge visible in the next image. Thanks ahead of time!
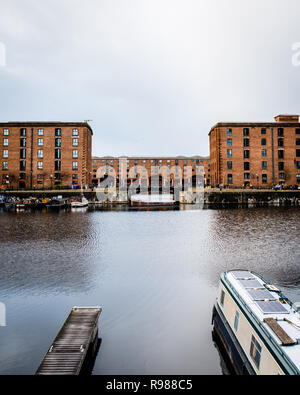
[212,270,300,375]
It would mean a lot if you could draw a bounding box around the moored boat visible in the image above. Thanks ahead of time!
[130,194,175,207]
[212,270,300,375]
[71,197,89,208]
[46,197,70,210]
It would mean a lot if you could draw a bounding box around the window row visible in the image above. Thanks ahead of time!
[18,161,79,171]
[226,127,300,136]
[228,149,300,158]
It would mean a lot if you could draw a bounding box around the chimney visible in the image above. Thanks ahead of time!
[274,114,299,122]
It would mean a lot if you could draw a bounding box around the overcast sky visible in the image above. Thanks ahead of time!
[1,0,300,156]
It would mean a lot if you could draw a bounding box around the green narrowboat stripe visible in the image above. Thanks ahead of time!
[220,275,299,375]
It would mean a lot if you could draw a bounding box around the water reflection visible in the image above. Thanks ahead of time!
[0,207,299,375]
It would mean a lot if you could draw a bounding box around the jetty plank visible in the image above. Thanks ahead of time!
[35,307,102,375]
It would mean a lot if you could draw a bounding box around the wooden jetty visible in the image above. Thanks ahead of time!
[35,307,102,375]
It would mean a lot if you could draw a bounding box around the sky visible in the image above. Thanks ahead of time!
[0,0,300,157]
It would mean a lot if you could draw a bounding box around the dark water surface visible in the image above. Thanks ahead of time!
[0,207,299,375]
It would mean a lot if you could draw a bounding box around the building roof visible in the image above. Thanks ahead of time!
[209,121,300,135]
[0,121,93,135]
[93,155,209,160]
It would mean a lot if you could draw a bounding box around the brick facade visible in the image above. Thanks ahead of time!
[209,115,300,188]
[0,122,93,190]
[92,156,211,188]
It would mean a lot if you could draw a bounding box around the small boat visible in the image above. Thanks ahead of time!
[130,194,175,207]
[0,195,5,207]
[46,197,70,210]
[16,201,25,210]
[212,270,300,375]
[71,197,89,208]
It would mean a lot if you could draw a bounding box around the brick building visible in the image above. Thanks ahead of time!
[91,156,211,188]
[0,122,93,190]
[209,114,300,188]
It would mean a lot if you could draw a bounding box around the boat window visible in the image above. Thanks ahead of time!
[220,290,225,307]
[234,311,239,331]
[250,335,262,370]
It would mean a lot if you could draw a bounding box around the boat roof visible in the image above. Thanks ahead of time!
[130,194,175,203]
[223,270,300,373]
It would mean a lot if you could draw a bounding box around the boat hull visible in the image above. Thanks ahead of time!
[212,303,254,375]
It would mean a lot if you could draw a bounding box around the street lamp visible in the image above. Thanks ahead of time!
[50,174,53,190]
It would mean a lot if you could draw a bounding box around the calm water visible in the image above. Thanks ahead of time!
[0,206,300,375]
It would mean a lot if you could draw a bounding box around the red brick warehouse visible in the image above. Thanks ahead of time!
[0,122,93,190]
[209,114,300,188]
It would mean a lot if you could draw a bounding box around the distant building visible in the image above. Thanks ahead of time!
[0,122,93,189]
[209,115,300,188]
[92,156,211,188]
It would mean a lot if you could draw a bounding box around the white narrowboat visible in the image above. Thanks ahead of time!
[212,270,300,375]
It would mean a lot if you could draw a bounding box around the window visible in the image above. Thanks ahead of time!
[243,128,249,136]
[20,138,26,147]
[73,138,79,147]
[227,174,233,184]
[72,161,78,170]
[37,149,43,159]
[278,128,284,137]
[244,150,250,159]
[261,149,267,158]
[226,128,232,135]
[296,139,300,146]
[262,174,267,184]
[38,129,44,136]
[55,148,61,159]
[227,161,232,170]
[234,311,240,331]
[20,160,26,171]
[261,128,266,135]
[2,162,8,170]
[244,162,250,171]
[278,150,284,159]
[20,149,26,159]
[38,138,43,146]
[3,150,8,158]
[279,172,285,180]
[296,161,300,169]
[20,128,26,137]
[55,161,61,171]
[278,138,284,147]
[55,138,61,147]
[244,172,250,180]
[297,149,300,157]
[250,335,262,369]
[296,129,300,135]
[262,161,267,170]
[3,129,9,136]
[37,161,43,170]
[3,138,8,146]
[261,138,266,146]
[72,129,79,136]
[227,149,232,158]
[73,149,78,159]
[227,138,232,146]
[244,138,250,147]
[55,128,62,136]
[278,162,284,171]
[220,290,225,307]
